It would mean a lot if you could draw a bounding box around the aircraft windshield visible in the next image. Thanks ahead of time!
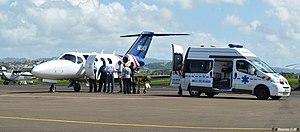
[250,60,274,73]
[59,54,76,63]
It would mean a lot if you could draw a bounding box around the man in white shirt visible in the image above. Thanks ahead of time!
[122,63,131,94]
[106,60,115,93]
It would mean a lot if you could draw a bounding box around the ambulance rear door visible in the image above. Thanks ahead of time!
[170,44,184,86]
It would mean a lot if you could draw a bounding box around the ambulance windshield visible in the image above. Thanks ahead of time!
[250,60,274,73]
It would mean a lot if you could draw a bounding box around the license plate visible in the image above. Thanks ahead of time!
[284,89,289,92]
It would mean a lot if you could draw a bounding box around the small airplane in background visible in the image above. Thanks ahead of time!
[31,31,189,92]
[0,66,35,85]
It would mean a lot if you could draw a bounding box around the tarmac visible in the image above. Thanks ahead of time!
[0,84,299,132]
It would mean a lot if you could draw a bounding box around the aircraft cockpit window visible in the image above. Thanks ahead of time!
[59,54,76,63]
[77,57,83,64]
[100,58,105,62]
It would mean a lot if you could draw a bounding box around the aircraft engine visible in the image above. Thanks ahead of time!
[122,54,145,67]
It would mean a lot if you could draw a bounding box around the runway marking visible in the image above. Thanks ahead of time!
[0,115,272,131]
[0,94,178,100]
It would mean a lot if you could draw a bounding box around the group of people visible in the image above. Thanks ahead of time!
[88,60,139,94]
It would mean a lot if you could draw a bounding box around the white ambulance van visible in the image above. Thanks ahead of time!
[170,44,291,100]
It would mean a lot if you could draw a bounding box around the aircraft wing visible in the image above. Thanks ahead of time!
[11,69,32,73]
[120,33,189,37]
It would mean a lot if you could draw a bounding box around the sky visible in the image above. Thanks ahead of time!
[0,0,299,68]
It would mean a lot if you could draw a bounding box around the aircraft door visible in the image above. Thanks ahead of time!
[170,44,184,86]
[233,59,256,91]
[85,54,98,80]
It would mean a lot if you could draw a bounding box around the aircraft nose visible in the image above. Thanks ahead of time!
[31,62,53,78]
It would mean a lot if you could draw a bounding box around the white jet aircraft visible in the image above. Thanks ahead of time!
[31,31,189,92]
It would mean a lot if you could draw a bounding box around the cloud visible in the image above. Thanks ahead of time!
[223,15,261,34]
[241,20,261,34]
[0,0,8,4]
[251,42,299,66]
[146,32,221,60]
[265,34,279,42]
[0,12,8,23]
[157,0,245,9]
[0,0,181,59]
[223,15,244,26]
[265,0,300,41]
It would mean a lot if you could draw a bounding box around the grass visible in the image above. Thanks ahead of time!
[287,78,299,89]
[149,78,170,86]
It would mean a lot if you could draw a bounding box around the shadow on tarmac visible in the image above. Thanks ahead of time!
[149,94,259,100]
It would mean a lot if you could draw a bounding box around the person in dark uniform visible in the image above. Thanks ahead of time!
[98,61,107,92]
[129,62,137,94]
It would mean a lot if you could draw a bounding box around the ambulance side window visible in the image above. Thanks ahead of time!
[236,60,256,75]
[185,60,213,73]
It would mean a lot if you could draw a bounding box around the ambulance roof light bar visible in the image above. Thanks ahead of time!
[228,44,243,48]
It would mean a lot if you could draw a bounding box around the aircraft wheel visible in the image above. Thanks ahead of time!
[270,96,281,100]
[255,86,270,100]
[74,83,81,92]
[3,82,9,85]
[188,86,201,97]
[49,84,56,93]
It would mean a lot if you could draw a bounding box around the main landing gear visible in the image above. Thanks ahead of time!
[68,81,81,92]
[50,82,81,92]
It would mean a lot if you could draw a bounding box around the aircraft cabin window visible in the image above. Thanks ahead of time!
[77,57,83,64]
[107,58,112,63]
[59,54,76,63]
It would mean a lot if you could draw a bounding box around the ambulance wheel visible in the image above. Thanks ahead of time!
[205,92,216,98]
[188,86,201,97]
[73,83,81,92]
[255,86,270,100]
[270,96,281,100]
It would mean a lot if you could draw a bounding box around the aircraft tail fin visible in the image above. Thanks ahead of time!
[121,31,189,59]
